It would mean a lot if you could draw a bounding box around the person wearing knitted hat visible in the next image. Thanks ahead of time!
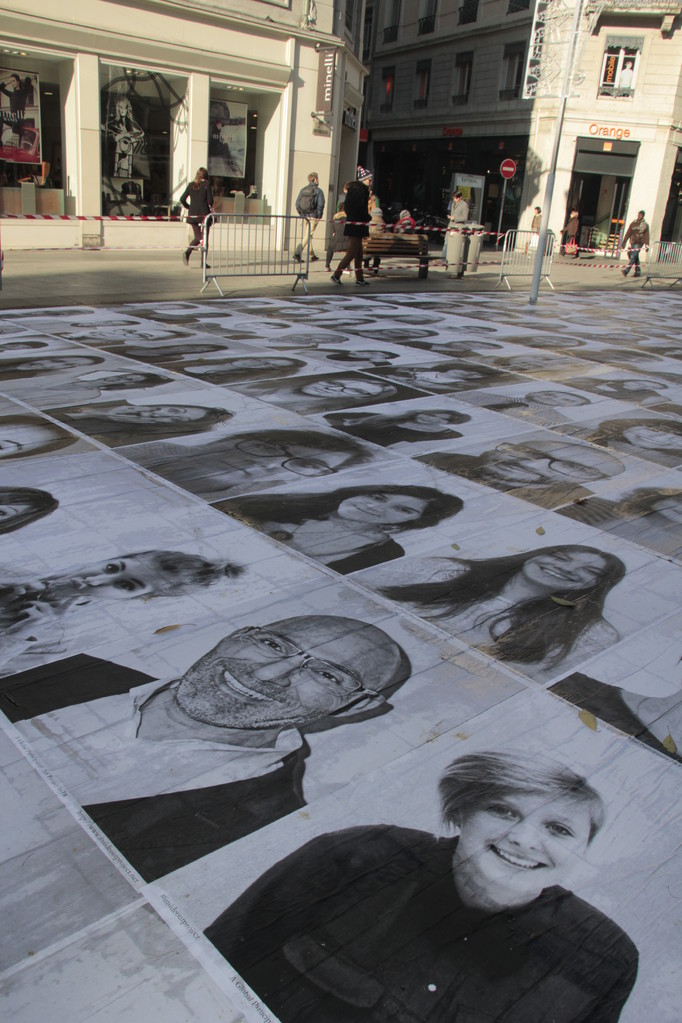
[331,177,372,286]
[396,209,416,233]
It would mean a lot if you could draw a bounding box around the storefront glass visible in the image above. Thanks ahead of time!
[100,66,187,216]
[0,65,62,191]
[208,88,258,202]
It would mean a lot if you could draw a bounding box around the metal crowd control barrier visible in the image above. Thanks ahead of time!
[642,241,682,288]
[497,229,555,290]
[199,213,311,295]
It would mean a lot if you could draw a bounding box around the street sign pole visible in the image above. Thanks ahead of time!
[496,180,508,247]
[528,0,587,305]
[497,159,517,247]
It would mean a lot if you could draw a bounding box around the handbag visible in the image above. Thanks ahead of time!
[565,240,578,255]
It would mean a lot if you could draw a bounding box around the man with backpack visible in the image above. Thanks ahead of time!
[294,171,325,263]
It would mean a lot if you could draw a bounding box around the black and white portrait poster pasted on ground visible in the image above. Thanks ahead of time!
[155,689,681,1023]
[0,290,680,1023]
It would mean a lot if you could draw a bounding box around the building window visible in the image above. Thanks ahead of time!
[499,42,525,100]
[209,92,253,199]
[452,52,473,106]
[599,37,642,98]
[100,65,187,217]
[458,0,479,25]
[345,0,357,33]
[380,66,395,112]
[383,0,400,42]
[418,0,437,34]
[414,59,431,109]
[363,2,374,61]
[507,0,530,11]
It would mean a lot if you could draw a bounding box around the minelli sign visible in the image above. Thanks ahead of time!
[316,48,336,113]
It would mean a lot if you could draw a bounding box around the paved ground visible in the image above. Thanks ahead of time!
[0,243,648,308]
[0,271,680,1023]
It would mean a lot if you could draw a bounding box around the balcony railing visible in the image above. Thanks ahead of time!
[379,102,394,113]
[458,1,479,24]
[598,85,634,98]
[418,14,436,34]
[413,98,429,109]
[452,92,470,105]
[499,86,521,100]
[383,24,399,42]
[507,0,530,11]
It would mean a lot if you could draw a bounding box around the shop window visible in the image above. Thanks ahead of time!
[458,0,479,25]
[363,3,374,61]
[414,60,431,109]
[452,52,473,106]
[0,68,63,189]
[500,42,525,100]
[599,38,642,98]
[100,66,186,217]
[418,0,437,34]
[380,66,395,112]
[209,94,256,201]
[383,0,401,42]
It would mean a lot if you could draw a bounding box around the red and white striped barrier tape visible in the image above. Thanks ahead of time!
[1,212,180,221]
[0,212,624,256]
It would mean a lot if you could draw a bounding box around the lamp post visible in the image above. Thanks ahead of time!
[525,0,588,305]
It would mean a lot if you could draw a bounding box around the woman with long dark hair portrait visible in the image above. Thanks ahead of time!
[382,362,511,393]
[317,349,399,367]
[569,417,682,467]
[206,750,638,1022]
[60,369,173,402]
[0,416,78,460]
[0,487,58,535]
[126,428,373,501]
[0,354,104,380]
[231,374,401,412]
[109,341,229,365]
[559,486,682,558]
[367,544,625,679]
[180,356,306,385]
[325,408,470,446]
[47,402,234,447]
[221,484,464,573]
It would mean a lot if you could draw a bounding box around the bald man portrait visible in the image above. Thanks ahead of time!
[6,615,410,881]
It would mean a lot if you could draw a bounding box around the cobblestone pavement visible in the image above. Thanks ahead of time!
[0,288,680,1023]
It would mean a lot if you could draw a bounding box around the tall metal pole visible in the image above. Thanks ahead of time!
[496,179,508,247]
[529,0,586,305]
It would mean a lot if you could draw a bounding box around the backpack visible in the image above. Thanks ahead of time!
[298,183,316,214]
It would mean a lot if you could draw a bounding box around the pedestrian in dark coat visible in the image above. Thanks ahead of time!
[331,180,371,286]
[180,167,213,267]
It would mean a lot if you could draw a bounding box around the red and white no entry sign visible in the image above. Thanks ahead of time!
[500,158,517,179]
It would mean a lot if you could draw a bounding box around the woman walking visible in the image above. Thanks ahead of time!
[180,167,213,267]
[331,178,371,286]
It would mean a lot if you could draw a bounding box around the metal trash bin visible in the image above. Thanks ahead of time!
[466,225,484,274]
[446,228,467,274]
[446,223,484,275]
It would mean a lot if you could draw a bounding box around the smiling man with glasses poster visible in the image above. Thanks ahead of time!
[8,615,410,881]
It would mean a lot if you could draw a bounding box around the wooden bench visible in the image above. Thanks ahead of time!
[362,232,432,278]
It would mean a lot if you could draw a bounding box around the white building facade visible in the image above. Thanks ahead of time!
[362,0,682,249]
[0,0,368,249]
